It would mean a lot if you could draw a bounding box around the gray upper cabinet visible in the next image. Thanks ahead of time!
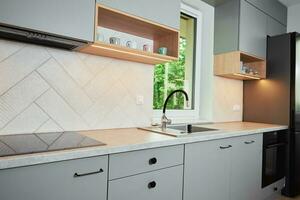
[0,156,108,200]
[267,16,286,37]
[245,0,287,25]
[239,0,267,59]
[0,0,95,41]
[97,0,181,29]
[214,0,287,59]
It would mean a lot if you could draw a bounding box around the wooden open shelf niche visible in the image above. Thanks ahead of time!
[80,4,179,65]
[214,51,266,80]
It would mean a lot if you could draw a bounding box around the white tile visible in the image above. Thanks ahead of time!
[0,104,49,135]
[80,53,112,75]
[83,62,128,101]
[35,119,63,133]
[35,89,89,131]
[0,39,24,62]
[82,81,128,128]
[47,48,93,87]
[38,58,93,115]
[0,72,49,129]
[0,44,50,95]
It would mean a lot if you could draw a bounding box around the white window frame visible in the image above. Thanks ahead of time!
[152,3,203,123]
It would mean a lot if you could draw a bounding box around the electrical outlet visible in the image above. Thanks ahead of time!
[233,104,241,112]
[136,95,144,105]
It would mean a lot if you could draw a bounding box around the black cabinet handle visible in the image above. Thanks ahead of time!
[220,145,232,149]
[244,140,255,144]
[266,142,286,149]
[148,181,157,189]
[149,157,157,165]
[74,168,104,178]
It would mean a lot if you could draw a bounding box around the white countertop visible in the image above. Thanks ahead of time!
[0,122,288,170]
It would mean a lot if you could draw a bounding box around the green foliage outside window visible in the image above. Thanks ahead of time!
[153,37,187,110]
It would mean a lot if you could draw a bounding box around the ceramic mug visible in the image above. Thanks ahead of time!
[143,44,152,52]
[96,33,104,42]
[126,40,137,49]
[109,37,121,45]
[158,47,168,55]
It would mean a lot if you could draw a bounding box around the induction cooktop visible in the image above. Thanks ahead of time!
[0,132,106,157]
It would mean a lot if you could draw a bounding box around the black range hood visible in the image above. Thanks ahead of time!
[0,24,89,50]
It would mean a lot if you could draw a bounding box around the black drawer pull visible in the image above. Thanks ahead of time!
[220,145,232,149]
[149,157,157,165]
[74,168,104,178]
[244,140,255,144]
[148,181,157,189]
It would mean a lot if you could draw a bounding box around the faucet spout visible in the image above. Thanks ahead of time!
[161,89,189,131]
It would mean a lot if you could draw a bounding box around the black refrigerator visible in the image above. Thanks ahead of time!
[243,32,300,197]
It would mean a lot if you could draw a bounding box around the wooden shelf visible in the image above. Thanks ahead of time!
[79,4,179,65]
[214,51,266,80]
[80,41,178,65]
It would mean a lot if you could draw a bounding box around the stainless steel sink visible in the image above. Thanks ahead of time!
[140,124,220,137]
[167,125,218,133]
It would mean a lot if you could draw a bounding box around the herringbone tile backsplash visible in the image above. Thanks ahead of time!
[0,39,153,135]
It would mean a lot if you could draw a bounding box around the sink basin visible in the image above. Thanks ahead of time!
[140,124,220,137]
[167,125,218,133]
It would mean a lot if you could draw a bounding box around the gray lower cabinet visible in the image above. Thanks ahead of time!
[0,0,95,41]
[97,0,180,29]
[108,165,183,200]
[109,145,184,180]
[230,134,263,200]
[184,134,263,200]
[184,138,233,200]
[0,156,108,200]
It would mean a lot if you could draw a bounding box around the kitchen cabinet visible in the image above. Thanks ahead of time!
[97,0,181,29]
[80,4,179,65]
[184,138,233,200]
[267,16,286,37]
[230,134,263,200]
[108,165,183,200]
[245,0,287,25]
[0,156,108,200]
[108,145,184,200]
[109,145,184,180]
[184,134,263,200]
[239,0,267,59]
[0,0,95,42]
[215,0,287,59]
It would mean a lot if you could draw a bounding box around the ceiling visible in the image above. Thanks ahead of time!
[277,0,300,7]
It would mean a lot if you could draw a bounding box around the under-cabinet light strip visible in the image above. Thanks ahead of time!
[233,73,261,80]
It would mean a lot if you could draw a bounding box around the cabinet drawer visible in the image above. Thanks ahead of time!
[233,133,263,150]
[0,156,108,200]
[109,145,184,179]
[108,165,183,200]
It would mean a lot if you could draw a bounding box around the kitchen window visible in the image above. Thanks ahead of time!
[153,4,203,121]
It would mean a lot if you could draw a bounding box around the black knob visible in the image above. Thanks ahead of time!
[149,157,157,165]
[148,181,157,189]
[187,124,192,133]
[274,187,278,191]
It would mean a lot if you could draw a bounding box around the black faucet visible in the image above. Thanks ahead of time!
[161,89,189,131]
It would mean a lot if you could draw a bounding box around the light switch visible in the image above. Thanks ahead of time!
[136,95,144,105]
